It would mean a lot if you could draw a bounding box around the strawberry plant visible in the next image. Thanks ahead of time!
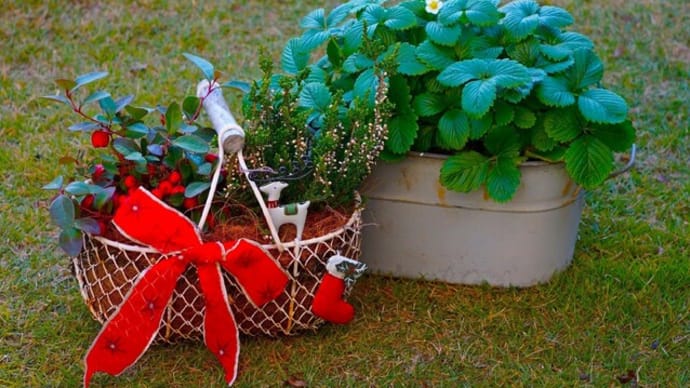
[286,0,635,202]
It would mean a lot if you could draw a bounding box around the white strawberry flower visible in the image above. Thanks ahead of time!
[426,0,443,14]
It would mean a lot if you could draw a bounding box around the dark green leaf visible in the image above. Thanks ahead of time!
[300,8,326,29]
[182,96,201,119]
[438,109,470,150]
[353,68,379,105]
[327,38,343,67]
[513,106,536,129]
[536,76,576,107]
[282,38,310,74]
[397,43,429,76]
[43,176,64,190]
[469,114,493,139]
[222,80,251,94]
[465,0,503,26]
[165,102,183,134]
[384,5,417,30]
[487,155,522,202]
[72,71,108,92]
[83,90,111,105]
[578,88,628,124]
[183,53,215,80]
[385,112,418,154]
[343,53,374,73]
[125,105,151,120]
[591,121,635,152]
[564,135,614,189]
[59,227,83,256]
[41,94,71,105]
[425,22,462,47]
[172,135,210,154]
[127,122,149,137]
[538,5,574,29]
[327,3,352,27]
[531,120,558,152]
[64,182,92,196]
[462,79,497,118]
[343,20,365,54]
[417,41,456,70]
[499,0,540,40]
[413,92,446,117]
[440,151,490,193]
[98,96,117,117]
[114,95,134,113]
[484,125,521,156]
[112,137,140,155]
[50,194,75,228]
[566,48,604,90]
[299,82,332,112]
[185,181,211,198]
[494,101,515,126]
[543,107,581,142]
[74,218,101,235]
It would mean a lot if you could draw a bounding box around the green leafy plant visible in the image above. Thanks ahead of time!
[222,49,391,209]
[286,0,635,202]
[43,54,227,255]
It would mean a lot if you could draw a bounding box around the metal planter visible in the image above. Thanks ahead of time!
[360,153,585,287]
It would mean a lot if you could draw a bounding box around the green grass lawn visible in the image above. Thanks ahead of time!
[1,0,688,386]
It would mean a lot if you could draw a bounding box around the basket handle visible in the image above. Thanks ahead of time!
[196,81,286,250]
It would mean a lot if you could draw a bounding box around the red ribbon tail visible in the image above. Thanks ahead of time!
[221,239,289,307]
[83,258,187,387]
[197,264,240,386]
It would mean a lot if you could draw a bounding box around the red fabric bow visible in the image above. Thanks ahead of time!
[84,188,288,387]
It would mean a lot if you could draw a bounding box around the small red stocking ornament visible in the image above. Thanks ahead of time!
[311,254,367,324]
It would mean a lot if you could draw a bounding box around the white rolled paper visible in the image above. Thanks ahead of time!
[196,79,245,154]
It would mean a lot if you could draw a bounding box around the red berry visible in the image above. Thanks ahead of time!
[123,175,138,190]
[171,185,185,195]
[152,188,164,199]
[81,194,95,209]
[205,153,218,163]
[91,130,110,148]
[158,180,173,196]
[92,164,106,181]
[147,164,157,175]
[168,171,182,185]
[183,197,198,209]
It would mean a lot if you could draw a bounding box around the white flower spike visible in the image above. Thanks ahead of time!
[426,0,443,14]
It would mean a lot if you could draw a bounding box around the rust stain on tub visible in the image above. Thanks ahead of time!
[561,179,574,197]
[436,181,448,206]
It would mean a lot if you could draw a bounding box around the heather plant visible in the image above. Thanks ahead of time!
[223,51,392,209]
[286,0,636,202]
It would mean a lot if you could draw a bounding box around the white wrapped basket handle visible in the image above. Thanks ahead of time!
[196,80,285,250]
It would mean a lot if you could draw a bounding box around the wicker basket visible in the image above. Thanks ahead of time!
[73,201,362,343]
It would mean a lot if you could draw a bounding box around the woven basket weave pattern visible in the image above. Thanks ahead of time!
[73,207,362,343]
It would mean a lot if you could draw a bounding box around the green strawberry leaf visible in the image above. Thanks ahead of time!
[564,135,614,189]
[438,109,470,150]
[440,151,490,193]
[578,88,628,124]
[487,155,522,202]
[543,107,581,142]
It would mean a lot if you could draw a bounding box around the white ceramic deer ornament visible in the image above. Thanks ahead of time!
[259,181,310,242]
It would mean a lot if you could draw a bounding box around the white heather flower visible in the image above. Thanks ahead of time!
[426,0,443,14]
